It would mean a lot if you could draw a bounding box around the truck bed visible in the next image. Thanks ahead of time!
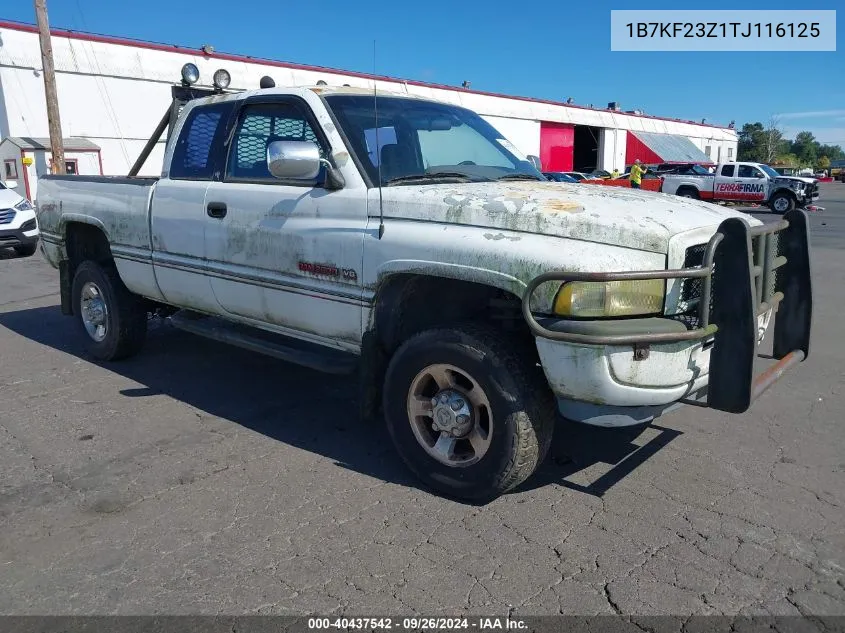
[36,174,158,253]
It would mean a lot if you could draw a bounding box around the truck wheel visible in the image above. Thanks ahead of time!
[769,191,796,214]
[677,187,699,199]
[382,325,555,501]
[71,260,147,361]
[13,244,37,257]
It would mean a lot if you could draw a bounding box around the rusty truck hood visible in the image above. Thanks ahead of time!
[376,181,760,253]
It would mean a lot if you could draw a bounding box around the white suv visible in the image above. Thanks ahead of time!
[0,180,39,257]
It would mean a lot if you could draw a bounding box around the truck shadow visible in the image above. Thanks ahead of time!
[0,304,679,501]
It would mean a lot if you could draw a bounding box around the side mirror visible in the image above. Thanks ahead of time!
[267,140,322,180]
[267,140,345,189]
[527,155,542,171]
[2,180,18,189]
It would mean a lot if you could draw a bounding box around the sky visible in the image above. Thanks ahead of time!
[3,0,843,146]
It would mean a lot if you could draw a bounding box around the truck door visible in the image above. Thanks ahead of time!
[203,96,366,350]
[150,101,235,313]
[713,164,736,201]
[733,164,768,203]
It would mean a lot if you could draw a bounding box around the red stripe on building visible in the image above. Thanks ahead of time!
[20,150,32,201]
[0,19,735,130]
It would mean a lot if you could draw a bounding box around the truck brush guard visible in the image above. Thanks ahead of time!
[522,209,813,414]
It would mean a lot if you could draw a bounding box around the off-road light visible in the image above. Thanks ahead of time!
[181,63,200,85]
[213,68,231,90]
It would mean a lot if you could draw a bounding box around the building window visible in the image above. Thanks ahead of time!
[727,147,734,160]
[48,158,79,175]
[705,145,712,158]
[3,159,17,180]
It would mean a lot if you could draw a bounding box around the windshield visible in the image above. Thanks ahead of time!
[759,164,781,179]
[323,95,543,186]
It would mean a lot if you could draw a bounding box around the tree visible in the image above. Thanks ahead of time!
[819,144,845,161]
[791,131,817,166]
[738,123,765,162]
[736,121,844,166]
[761,117,787,163]
[817,156,831,171]
[774,153,799,167]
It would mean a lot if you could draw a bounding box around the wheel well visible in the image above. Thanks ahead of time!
[676,185,699,197]
[357,273,541,423]
[65,222,112,275]
[58,223,113,316]
[771,188,796,199]
[370,274,534,355]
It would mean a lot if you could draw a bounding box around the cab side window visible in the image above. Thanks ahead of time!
[226,102,327,183]
[720,165,734,177]
[738,165,763,178]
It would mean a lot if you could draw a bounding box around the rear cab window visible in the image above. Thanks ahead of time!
[169,102,235,180]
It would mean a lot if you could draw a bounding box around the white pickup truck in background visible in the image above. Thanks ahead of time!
[34,71,814,500]
[661,161,820,213]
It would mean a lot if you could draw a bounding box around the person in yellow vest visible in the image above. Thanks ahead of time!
[629,159,647,189]
[611,168,620,179]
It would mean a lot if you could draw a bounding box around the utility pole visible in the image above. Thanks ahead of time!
[34,0,65,174]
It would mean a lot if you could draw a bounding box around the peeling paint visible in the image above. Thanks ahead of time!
[540,200,581,213]
[483,232,521,242]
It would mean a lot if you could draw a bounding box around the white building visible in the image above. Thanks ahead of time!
[0,19,737,201]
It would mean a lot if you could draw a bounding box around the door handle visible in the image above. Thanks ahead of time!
[207,202,227,218]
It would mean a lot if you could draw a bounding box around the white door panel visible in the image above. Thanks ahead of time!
[150,178,218,312]
[202,97,367,349]
[204,183,367,349]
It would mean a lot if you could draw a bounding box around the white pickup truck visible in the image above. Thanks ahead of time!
[35,78,813,500]
[661,161,820,213]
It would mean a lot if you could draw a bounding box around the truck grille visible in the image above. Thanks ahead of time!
[670,232,784,330]
[0,209,16,225]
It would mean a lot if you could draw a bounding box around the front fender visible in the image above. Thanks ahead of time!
[374,259,526,299]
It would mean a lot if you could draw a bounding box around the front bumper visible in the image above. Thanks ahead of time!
[798,183,820,204]
[0,227,40,248]
[523,210,812,425]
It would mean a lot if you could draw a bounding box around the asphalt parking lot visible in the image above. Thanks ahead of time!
[1,184,843,616]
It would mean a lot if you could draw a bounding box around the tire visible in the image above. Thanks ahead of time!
[71,260,147,361]
[769,191,796,214]
[677,187,700,200]
[13,244,37,257]
[382,325,555,501]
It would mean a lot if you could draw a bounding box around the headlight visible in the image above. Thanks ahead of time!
[20,218,37,231]
[553,279,665,318]
[14,199,34,211]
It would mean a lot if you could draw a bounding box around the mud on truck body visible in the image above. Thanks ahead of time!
[34,69,814,500]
